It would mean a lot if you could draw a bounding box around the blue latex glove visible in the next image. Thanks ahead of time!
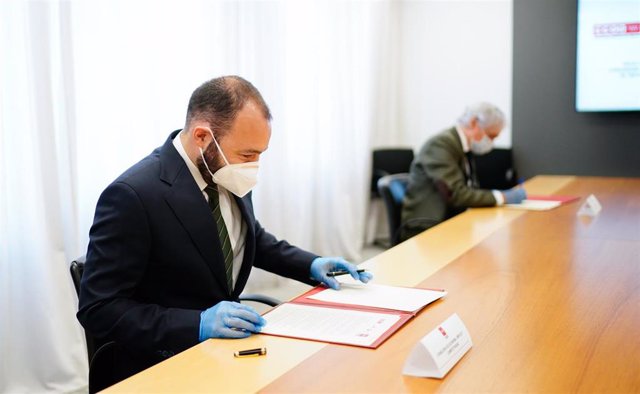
[310,257,373,290]
[199,301,267,341]
[503,187,527,204]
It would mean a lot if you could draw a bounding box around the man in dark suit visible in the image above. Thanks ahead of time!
[77,76,371,383]
[401,102,527,241]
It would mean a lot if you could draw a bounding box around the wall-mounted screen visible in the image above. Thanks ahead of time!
[576,0,640,112]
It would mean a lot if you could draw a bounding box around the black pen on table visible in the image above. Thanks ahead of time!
[234,347,267,357]
[327,269,366,277]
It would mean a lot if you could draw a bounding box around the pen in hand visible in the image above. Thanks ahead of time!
[327,269,367,277]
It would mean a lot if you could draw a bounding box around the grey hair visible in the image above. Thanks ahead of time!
[456,102,505,129]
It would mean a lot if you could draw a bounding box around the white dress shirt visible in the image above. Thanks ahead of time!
[172,133,247,289]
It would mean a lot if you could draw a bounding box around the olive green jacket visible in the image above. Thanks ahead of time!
[401,127,496,239]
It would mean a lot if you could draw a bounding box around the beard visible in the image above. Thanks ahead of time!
[197,142,224,185]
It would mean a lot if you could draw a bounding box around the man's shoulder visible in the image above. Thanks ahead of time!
[114,147,162,187]
[422,127,459,152]
[96,147,169,209]
[111,131,181,186]
[431,127,457,143]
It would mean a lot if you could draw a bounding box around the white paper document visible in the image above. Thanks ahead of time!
[504,199,562,211]
[307,283,446,312]
[403,313,472,379]
[260,303,401,347]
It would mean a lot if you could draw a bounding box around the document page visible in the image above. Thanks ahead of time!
[260,303,401,347]
[307,283,446,312]
[504,200,562,211]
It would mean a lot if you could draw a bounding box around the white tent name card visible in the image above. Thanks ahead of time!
[402,313,472,379]
[577,194,602,217]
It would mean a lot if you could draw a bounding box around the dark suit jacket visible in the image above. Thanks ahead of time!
[77,130,318,379]
[401,127,496,239]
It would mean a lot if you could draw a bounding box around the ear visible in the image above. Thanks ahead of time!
[192,126,211,147]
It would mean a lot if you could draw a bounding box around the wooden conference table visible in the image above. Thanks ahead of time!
[104,176,640,393]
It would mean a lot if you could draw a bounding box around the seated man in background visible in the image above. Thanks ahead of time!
[401,102,526,241]
[77,76,372,384]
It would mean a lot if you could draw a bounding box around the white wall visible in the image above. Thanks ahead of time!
[398,0,513,150]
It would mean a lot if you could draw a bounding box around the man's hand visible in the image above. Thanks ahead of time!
[503,187,527,204]
[199,301,266,341]
[310,257,373,290]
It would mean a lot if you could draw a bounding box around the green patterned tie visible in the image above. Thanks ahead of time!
[205,185,233,291]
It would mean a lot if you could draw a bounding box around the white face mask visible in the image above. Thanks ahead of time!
[470,134,493,155]
[199,129,259,198]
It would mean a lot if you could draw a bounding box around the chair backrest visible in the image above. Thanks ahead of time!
[371,148,414,196]
[473,148,518,190]
[70,256,99,362]
[70,257,84,296]
[377,173,410,247]
[70,256,118,393]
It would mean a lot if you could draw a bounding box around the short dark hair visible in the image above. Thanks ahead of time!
[185,76,271,136]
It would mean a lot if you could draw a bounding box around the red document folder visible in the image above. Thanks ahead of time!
[259,285,447,349]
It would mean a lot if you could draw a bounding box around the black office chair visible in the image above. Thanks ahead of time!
[70,256,281,392]
[472,148,519,190]
[70,256,118,393]
[237,293,281,307]
[70,257,110,366]
[377,173,410,247]
[370,148,415,197]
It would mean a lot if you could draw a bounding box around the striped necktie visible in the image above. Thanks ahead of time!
[204,185,233,291]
